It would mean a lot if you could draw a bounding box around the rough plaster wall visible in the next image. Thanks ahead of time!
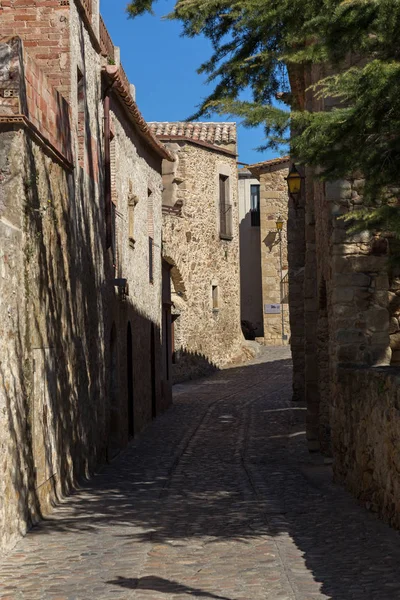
[258,166,290,345]
[238,174,263,336]
[162,142,244,382]
[110,99,165,434]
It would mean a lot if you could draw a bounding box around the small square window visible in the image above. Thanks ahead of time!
[212,285,219,310]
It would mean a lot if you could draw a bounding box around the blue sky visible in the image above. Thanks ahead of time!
[100,0,282,164]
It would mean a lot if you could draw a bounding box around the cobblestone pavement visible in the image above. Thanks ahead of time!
[1,347,400,599]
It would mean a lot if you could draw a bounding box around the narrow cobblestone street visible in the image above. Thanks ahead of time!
[1,347,400,600]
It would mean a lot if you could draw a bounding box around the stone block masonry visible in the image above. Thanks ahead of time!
[151,122,246,383]
[286,58,400,525]
[0,1,172,556]
[334,366,400,529]
[248,158,290,347]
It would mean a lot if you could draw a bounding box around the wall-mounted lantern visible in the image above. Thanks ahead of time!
[285,164,304,208]
[275,215,284,235]
[114,278,129,301]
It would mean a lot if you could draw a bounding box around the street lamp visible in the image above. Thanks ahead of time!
[275,215,286,344]
[275,215,284,235]
[285,164,303,208]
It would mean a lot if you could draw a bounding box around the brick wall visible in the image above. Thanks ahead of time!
[0,0,71,97]
[0,37,72,163]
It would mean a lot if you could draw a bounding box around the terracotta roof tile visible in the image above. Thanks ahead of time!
[102,66,174,162]
[247,156,290,170]
[149,122,237,146]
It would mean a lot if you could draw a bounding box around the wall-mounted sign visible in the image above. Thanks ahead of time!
[264,303,281,314]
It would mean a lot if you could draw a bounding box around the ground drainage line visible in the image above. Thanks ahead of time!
[160,377,289,499]
[239,398,299,600]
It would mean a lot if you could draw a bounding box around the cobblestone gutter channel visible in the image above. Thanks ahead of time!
[1,347,400,599]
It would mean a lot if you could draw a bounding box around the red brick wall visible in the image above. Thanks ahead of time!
[0,37,72,163]
[24,46,72,162]
[0,0,71,98]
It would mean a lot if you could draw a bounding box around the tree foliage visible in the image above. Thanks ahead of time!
[127,0,400,224]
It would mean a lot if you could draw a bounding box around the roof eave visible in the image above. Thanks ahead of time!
[247,156,290,176]
[102,66,174,162]
[156,135,237,157]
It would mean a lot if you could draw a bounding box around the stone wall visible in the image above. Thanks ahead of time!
[108,96,167,438]
[0,3,169,555]
[289,62,392,456]
[286,53,400,525]
[161,140,245,382]
[248,160,290,346]
[333,366,400,528]
[0,123,108,554]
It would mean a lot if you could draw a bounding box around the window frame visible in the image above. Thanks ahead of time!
[250,184,260,227]
[219,174,233,240]
[212,284,219,311]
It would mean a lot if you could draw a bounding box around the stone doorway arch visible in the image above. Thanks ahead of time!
[162,255,187,364]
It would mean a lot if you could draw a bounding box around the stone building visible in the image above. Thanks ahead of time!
[149,122,245,382]
[288,62,400,526]
[242,157,290,346]
[0,1,173,554]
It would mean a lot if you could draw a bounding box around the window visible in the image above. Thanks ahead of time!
[219,175,232,239]
[212,285,219,310]
[250,184,260,226]
[149,237,154,283]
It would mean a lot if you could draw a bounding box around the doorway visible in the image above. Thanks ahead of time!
[127,322,134,438]
[151,323,156,419]
[108,323,120,459]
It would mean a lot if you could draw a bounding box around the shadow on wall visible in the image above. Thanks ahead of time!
[0,20,172,552]
[239,212,263,338]
[5,357,400,599]
[263,230,279,252]
[0,121,168,548]
[0,93,108,532]
[0,74,168,550]
[172,348,219,384]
